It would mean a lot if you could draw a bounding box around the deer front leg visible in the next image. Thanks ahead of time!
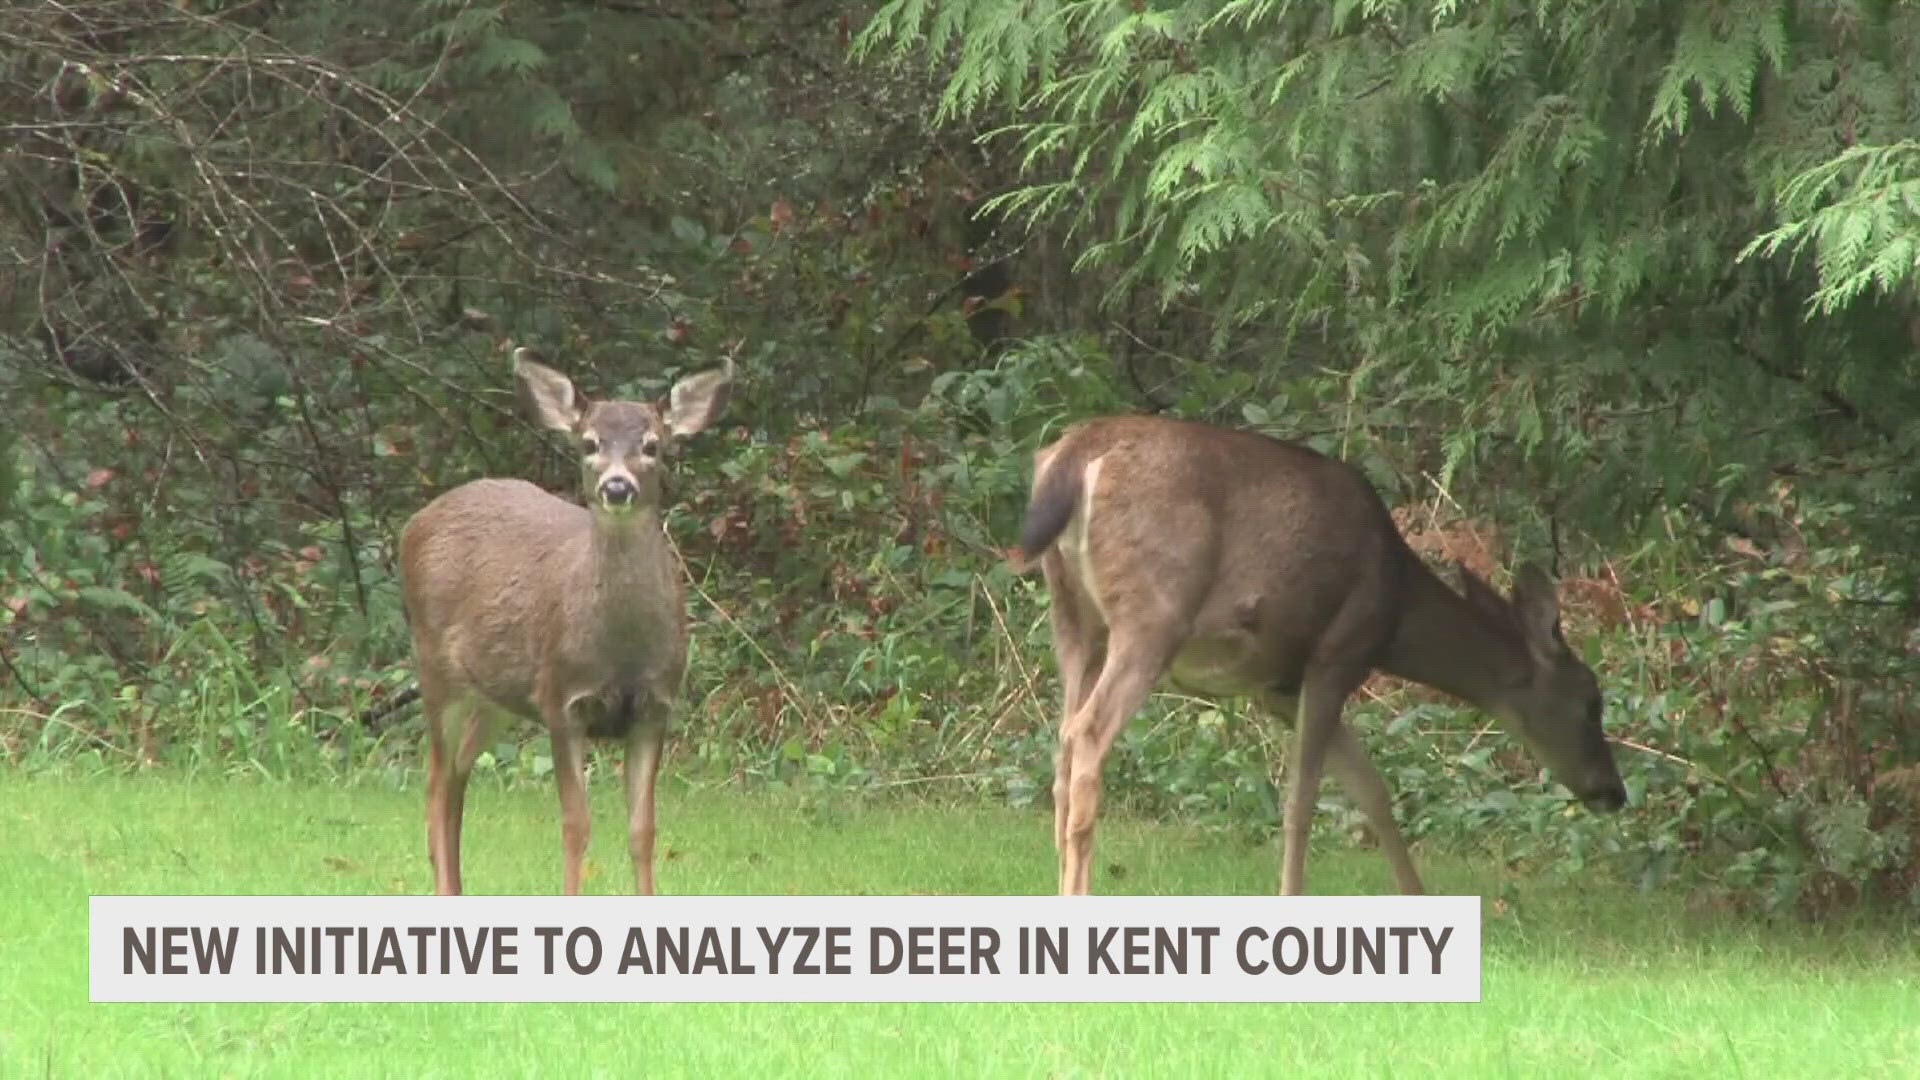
[1278,668,1365,896]
[1322,720,1424,895]
[624,715,667,895]
[1261,686,1425,897]
[550,724,592,895]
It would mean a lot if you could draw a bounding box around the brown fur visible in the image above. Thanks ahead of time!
[1016,415,1627,896]
[399,349,734,896]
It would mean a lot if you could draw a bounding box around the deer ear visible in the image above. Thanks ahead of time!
[1456,561,1511,621]
[664,357,735,438]
[1509,562,1565,653]
[513,348,585,434]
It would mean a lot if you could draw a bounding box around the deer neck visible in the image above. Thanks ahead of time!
[1378,551,1529,714]
[575,507,675,632]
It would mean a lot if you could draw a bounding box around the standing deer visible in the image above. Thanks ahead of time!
[1011,415,1627,896]
[399,347,734,895]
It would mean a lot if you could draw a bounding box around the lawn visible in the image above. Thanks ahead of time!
[2,771,1915,1077]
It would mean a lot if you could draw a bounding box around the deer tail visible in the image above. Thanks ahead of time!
[1008,444,1087,574]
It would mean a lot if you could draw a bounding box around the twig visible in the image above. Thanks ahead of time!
[667,530,823,735]
[0,647,52,712]
[1609,734,1705,775]
[1723,706,1794,801]
[870,772,994,789]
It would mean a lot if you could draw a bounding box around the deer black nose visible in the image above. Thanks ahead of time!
[598,475,636,506]
[1583,784,1628,813]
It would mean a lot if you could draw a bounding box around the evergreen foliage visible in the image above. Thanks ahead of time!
[858,0,1920,905]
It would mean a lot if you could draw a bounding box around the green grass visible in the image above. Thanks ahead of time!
[2,770,1915,1077]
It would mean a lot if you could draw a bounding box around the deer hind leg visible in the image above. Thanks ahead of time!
[430,734,478,895]
[1044,562,1107,857]
[1278,666,1368,896]
[425,686,498,895]
[623,702,670,896]
[423,685,457,895]
[1055,629,1179,896]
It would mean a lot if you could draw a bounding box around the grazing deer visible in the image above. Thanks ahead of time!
[399,347,735,895]
[1010,415,1627,896]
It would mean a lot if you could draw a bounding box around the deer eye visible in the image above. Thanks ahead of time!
[640,437,660,459]
[580,434,602,455]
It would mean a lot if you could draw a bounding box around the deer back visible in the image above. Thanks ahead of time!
[1020,415,1410,690]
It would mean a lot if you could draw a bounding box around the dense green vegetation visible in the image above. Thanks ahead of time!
[4,774,1917,1075]
[3,1,1919,912]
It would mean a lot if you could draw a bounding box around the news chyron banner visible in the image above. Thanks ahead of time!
[93,895,1481,1003]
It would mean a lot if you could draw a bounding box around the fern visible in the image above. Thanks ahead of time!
[520,85,581,142]
[77,586,161,623]
[470,36,548,77]
[162,554,238,599]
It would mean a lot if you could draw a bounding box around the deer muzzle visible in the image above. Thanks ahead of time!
[597,473,638,509]
[1582,781,1628,813]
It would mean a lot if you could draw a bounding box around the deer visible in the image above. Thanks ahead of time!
[398,347,735,895]
[1009,414,1628,896]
